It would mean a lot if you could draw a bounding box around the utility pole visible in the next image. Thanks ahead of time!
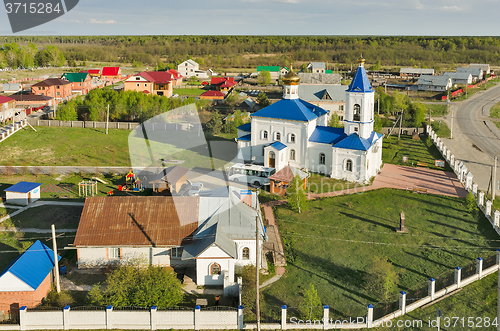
[398,110,403,141]
[448,89,453,139]
[51,224,60,293]
[255,216,261,331]
[377,95,380,115]
[494,155,498,201]
[106,104,109,135]
[465,83,468,99]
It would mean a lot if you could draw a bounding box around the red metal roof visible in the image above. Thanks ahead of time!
[74,196,199,247]
[167,69,182,79]
[220,81,237,88]
[134,71,173,84]
[201,90,225,97]
[88,69,101,74]
[142,90,150,94]
[211,77,234,85]
[102,67,120,76]
[0,95,15,104]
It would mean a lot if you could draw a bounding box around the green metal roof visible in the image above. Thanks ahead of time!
[257,66,280,72]
[325,69,333,74]
[61,72,89,83]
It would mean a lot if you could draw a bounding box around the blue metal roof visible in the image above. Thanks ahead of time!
[237,134,251,141]
[237,123,251,132]
[268,141,287,151]
[309,126,347,145]
[0,240,60,290]
[5,182,42,193]
[251,99,329,122]
[333,132,383,151]
[347,66,374,93]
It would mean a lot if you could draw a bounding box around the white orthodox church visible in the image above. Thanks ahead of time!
[236,56,383,183]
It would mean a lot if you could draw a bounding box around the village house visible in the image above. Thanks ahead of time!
[86,69,101,78]
[297,72,342,85]
[9,94,52,110]
[73,189,264,287]
[211,77,237,92]
[101,67,122,80]
[0,241,59,320]
[469,63,491,75]
[1,83,22,94]
[307,62,326,74]
[236,55,383,183]
[0,95,15,124]
[456,67,483,82]
[257,66,280,81]
[166,69,183,86]
[443,72,473,86]
[61,72,92,95]
[124,71,174,97]
[399,68,435,78]
[200,90,225,100]
[298,84,347,122]
[177,60,208,79]
[31,78,72,104]
[417,75,452,92]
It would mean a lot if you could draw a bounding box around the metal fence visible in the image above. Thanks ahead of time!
[483,254,497,270]
[434,271,455,292]
[70,306,106,311]
[201,306,237,311]
[157,306,193,311]
[372,301,399,320]
[461,263,476,280]
[405,280,428,303]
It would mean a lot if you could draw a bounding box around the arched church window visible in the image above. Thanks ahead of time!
[353,104,361,121]
[211,263,221,275]
[275,132,281,141]
[262,130,268,140]
[346,159,353,172]
[319,153,326,165]
[242,247,250,260]
[290,133,296,143]
[290,149,296,161]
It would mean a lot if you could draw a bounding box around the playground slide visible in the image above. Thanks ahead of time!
[91,177,108,184]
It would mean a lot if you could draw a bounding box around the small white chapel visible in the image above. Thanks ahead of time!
[236,55,383,183]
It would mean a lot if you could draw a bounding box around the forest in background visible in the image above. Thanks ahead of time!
[1,36,499,71]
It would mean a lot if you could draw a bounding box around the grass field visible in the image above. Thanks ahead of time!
[307,173,366,194]
[424,104,448,116]
[262,188,498,320]
[173,88,206,96]
[382,134,451,172]
[1,205,83,229]
[430,121,451,138]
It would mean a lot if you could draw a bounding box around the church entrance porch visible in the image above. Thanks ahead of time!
[269,151,276,168]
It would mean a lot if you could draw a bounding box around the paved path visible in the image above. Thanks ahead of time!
[261,163,467,279]
[60,276,93,291]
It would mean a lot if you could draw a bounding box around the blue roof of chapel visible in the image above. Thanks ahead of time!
[347,65,374,93]
[251,98,329,122]
[309,126,383,151]
[237,123,251,132]
[333,132,383,151]
[309,126,347,145]
[268,141,287,151]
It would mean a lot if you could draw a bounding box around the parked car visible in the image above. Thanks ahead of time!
[188,183,204,196]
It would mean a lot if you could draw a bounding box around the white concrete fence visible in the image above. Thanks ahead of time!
[26,119,203,132]
[0,120,27,144]
[426,124,500,236]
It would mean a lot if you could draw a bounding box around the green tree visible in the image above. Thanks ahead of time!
[206,111,222,134]
[409,102,426,127]
[364,256,399,301]
[299,283,323,321]
[88,264,184,307]
[465,192,478,213]
[328,113,342,128]
[56,102,78,121]
[257,92,270,107]
[287,175,308,213]
[258,70,271,85]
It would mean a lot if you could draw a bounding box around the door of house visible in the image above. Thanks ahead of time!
[269,151,276,168]
[27,192,31,204]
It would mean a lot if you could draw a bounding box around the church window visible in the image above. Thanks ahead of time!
[290,149,296,161]
[353,104,361,121]
[346,159,353,172]
[211,263,221,275]
[275,132,281,141]
[319,153,326,165]
[262,130,268,140]
[339,105,344,111]
[290,133,296,143]
[354,127,359,132]
[242,247,250,260]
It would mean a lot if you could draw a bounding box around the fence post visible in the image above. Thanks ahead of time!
[454,267,462,288]
[194,305,201,330]
[486,201,493,217]
[497,249,500,265]
[150,306,157,331]
[323,305,329,330]
[477,257,483,279]
[238,305,244,330]
[366,304,373,328]
[19,306,27,331]
[494,211,500,228]
[281,305,287,330]
[63,305,70,330]
[106,305,113,329]
[399,291,406,315]
[478,192,485,207]
[472,183,478,197]
[428,278,435,301]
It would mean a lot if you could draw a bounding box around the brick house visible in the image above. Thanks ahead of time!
[167,69,183,86]
[0,95,16,124]
[210,77,237,92]
[31,79,72,104]
[124,71,174,97]
[61,72,92,95]
[101,67,122,80]
[0,241,60,319]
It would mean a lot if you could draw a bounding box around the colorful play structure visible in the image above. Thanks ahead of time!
[118,170,144,192]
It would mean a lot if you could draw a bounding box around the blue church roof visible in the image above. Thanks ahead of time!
[0,240,60,290]
[347,66,374,93]
[333,131,383,151]
[251,99,329,122]
[237,134,251,141]
[237,123,251,132]
[309,126,347,145]
[268,141,287,151]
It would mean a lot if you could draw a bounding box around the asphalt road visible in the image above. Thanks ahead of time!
[440,83,500,190]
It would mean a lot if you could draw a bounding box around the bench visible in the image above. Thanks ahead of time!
[58,195,73,199]
[417,162,428,167]
[413,188,427,193]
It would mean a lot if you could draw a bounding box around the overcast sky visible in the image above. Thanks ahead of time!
[0,0,499,36]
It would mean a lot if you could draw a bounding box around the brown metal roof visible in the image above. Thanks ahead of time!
[32,78,71,87]
[74,196,199,247]
[269,165,294,183]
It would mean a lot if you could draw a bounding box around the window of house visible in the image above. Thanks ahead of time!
[109,248,120,260]
[136,77,140,80]
[56,92,60,96]
[353,104,361,121]
[319,153,326,165]
[171,247,183,258]
[242,247,250,260]
[339,105,344,111]
[78,83,81,86]
[290,149,296,161]
[275,132,281,141]
[346,159,353,172]
[211,263,221,275]
[137,83,140,87]
[290,133,296,143]
[145,84,147,87]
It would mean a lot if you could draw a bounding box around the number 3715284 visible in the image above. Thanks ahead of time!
[5,2,62,14]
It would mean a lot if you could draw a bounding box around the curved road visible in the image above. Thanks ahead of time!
[441,83,500,190]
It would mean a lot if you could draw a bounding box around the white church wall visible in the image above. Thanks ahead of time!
[196,258,234,286]
[306,143,333,175]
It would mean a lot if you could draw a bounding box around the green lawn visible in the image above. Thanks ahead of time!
[1,205,83,229]
[424,104,448,116]
[430,121,451,138]
[371,272,498,330]
[489,101,500,130]
[307,173,366,194]
[262,188,498,320]
[173,88,206,96]
[382,134,451,171]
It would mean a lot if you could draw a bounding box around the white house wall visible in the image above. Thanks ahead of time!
[0,271,33,292]
[196,258,234,286]
[78,247,108,267]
